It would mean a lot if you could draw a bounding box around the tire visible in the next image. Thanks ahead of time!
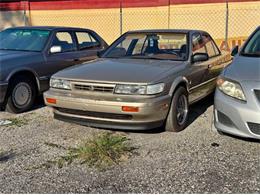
[165,87,189,132]
[6,76,37,114]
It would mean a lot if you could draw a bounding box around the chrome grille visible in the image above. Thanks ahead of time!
[73,83,115,93]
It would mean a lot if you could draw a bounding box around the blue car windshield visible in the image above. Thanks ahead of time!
[242,29,260,57]
[0,29,50,52]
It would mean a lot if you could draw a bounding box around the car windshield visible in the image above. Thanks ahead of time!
[0,29,50,52]
[104,32,188,61]
[241,29,260,57]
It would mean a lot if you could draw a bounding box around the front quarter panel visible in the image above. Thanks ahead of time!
[168,76,189,96]
[3,53,44,82]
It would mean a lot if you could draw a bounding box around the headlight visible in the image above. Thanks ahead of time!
[217,77,246,101]
[114,83,164,95]
[50,78,71,90]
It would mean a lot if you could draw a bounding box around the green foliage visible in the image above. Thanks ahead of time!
[38,132,136,170]
[8,118,28,127]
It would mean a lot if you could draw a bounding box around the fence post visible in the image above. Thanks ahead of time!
[168,0,171,29]
[23,1,27,26]
[21,0,30,26]
[120,0,123,35]
[225,0,229,50]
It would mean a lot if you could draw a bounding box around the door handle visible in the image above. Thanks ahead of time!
[208,64,213,69]
[73,58,80,62]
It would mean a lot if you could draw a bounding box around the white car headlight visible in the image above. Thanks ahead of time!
[217,77,246,101]
[147,83,165,95]
[114,83,164,95]
[50,78,71,90]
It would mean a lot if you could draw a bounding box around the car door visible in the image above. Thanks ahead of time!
[201,33,224,82]
[187,32,210,103]
[43,30,80,77]
[74,31,104,63]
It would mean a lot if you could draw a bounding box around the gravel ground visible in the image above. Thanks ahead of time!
[0,96,259,193]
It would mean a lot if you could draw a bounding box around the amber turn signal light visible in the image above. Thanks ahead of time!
[46,98,57,104]
[216,78,224,86]
[122,106,139,112]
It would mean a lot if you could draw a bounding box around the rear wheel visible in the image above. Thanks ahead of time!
[165,87,189,132]
[6,76,37,113]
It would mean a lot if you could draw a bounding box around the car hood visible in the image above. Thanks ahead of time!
[224,55,260,82]
[0,50,38,61]
[54,58,186,84]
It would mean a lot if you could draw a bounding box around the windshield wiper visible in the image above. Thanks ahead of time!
[0,48,14,51]
[0,48,38,52]
[104,56,121,59]
[240,52,260,57]
[129,56,180,61]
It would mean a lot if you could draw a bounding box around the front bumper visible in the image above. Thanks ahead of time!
[214,86,260,139]
[0,82,8,106]
[44,89,171,130]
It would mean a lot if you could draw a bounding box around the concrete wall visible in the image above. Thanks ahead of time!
[0,11,27,30]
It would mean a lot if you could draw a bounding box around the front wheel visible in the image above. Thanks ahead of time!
[165,87,189,132]
[6,76,36,114]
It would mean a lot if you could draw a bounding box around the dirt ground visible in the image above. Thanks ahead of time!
[0,96,259,193]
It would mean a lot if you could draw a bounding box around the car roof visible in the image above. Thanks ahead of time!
[5,26,92,31]
[127,29,208,34]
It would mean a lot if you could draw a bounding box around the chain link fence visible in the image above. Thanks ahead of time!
[2,0,260,47]
[228,2,260,41]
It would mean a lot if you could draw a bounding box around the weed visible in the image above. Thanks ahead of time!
[7,118,28,127]
[44,142,67,150]
[38,132,137,170]
[66,133,130,168]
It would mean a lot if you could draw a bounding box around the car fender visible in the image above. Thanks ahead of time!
[168,76,189,96]
[6,68,41,91]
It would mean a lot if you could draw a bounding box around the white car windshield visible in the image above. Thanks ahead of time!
[104,33,188,61]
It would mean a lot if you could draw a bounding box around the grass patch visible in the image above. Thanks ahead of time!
[7,118,28,127]
[37,133,137,170]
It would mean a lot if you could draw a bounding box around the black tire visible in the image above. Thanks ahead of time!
[6,76,37,114]
[165,87,189,132]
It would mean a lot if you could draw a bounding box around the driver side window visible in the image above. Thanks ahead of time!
[51,32,76,53]
[192,33,206,54]
[202,33,220,57]
[75,32,99,50]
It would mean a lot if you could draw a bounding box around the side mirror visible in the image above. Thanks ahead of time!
[106,47,127,58]
[97,49,106,58]
[50,46,62,54]
[192,53,209,63]
[231,45,239,56]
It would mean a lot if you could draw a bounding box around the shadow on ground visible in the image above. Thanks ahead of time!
[188,93,214,126]
[116,94,215,134]
[0,96,45,114]
[32,95,45,111]
[1,94,215,135]
[0,150,16,163]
